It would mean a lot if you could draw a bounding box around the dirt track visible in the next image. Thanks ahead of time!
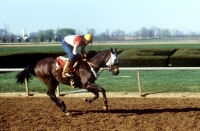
[1,93,200,131]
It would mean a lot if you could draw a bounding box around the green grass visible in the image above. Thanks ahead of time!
[1,41,200,93]
[1,70,200,93]
[1,42,200,56]
[0,46,64,56]
[95,70,200,93]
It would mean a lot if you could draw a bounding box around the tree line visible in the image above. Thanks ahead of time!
[0,25,200,43]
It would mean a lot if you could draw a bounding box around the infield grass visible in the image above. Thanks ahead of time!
[1,42,200,56]
[1,70,200,93]
[1,41,200,93]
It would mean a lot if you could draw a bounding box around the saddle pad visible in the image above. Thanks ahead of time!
[56,56,78,72]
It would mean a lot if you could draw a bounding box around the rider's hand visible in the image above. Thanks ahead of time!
[82,53,87,61]
[83,53,87,58]
[82,58,87,62]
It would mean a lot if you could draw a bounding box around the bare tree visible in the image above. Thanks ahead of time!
[1,24,10,42]
[149,26,156,39]
[76,29,83,35]
[155,28,162,38]
[134,31,140,40]
[86,28,96,36]
[0,28,4,40]
[105,29,109,41]
[140,27,148,39]
[162,29,171,38]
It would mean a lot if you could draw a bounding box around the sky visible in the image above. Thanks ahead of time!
[1,0,200,35]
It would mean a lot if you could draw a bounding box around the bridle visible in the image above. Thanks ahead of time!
[86,51,119,78]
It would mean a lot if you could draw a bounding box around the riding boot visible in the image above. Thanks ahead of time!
[62,60,75,78]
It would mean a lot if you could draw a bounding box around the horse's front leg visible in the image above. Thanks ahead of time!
[84,82,108,111]
[46,83,70,115]
[48,92,70,115]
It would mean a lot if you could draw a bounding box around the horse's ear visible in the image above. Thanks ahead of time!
[110,47,114,54]
[115,47,117,52]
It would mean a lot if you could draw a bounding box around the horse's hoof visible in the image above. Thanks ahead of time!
[66,112,71,116]
[82,98,87,102]
[103,106,108,111]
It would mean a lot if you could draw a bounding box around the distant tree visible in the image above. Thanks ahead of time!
[134,30,140,40]
[149,26,156,39]
[76,29,83,35]
[140,27,148,39]
[189,31,198,40]
[86,28,96,36]
[162,29,171,38]
[115,29,120,40]
[99,32,107,41]
[56,28,76,41]
[3,24,10,42]
[110,29,125,41]
[10,34,15,42]
[105,29,109,41]
[37,30,45,42]
[155,28,162,38]
[0,28,4,40]
[0,24,11,42]
[44,29,54,42]
[29,32,38,39]
[171,29,176,39]
[175,29,181,38]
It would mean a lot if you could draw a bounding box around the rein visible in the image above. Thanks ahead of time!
[87,61,100,69]
[86,61,110,79]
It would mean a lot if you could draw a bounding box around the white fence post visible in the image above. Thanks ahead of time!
[56,85,60,96]
[24,78,30,96]
[137,70,142,97]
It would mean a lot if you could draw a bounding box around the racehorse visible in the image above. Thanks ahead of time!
[16,47,119,115]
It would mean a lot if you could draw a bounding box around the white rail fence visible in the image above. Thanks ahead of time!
[1,67,200,97]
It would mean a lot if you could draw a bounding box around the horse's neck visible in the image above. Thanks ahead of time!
[88,51,109,67]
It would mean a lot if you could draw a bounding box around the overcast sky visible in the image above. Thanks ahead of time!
[1,0,200,35]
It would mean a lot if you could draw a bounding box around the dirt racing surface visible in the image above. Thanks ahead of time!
[1,94,200,131]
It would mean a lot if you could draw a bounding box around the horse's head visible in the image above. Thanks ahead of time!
[106,47,119,75]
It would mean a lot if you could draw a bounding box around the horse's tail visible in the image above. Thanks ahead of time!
[16,64,36,84]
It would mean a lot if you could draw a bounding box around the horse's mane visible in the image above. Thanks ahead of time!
[86,49,110,59]
[86,50,98,59]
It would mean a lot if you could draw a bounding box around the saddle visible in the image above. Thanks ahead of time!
[56,56,78,72]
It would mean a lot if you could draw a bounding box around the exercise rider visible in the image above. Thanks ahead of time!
[61,34,93,79]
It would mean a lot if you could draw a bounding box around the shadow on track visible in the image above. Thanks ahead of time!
[68,107,200,116]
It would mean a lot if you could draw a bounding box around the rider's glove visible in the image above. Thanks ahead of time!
[82,53,87,61]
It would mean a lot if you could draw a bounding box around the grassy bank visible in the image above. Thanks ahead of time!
[1,70,200,93]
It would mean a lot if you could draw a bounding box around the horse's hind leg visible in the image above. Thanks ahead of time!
[85,82,108,111]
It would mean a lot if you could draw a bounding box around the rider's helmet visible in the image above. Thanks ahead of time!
[84,34,93,43]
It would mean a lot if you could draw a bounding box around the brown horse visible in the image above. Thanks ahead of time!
[16,47,119,115]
